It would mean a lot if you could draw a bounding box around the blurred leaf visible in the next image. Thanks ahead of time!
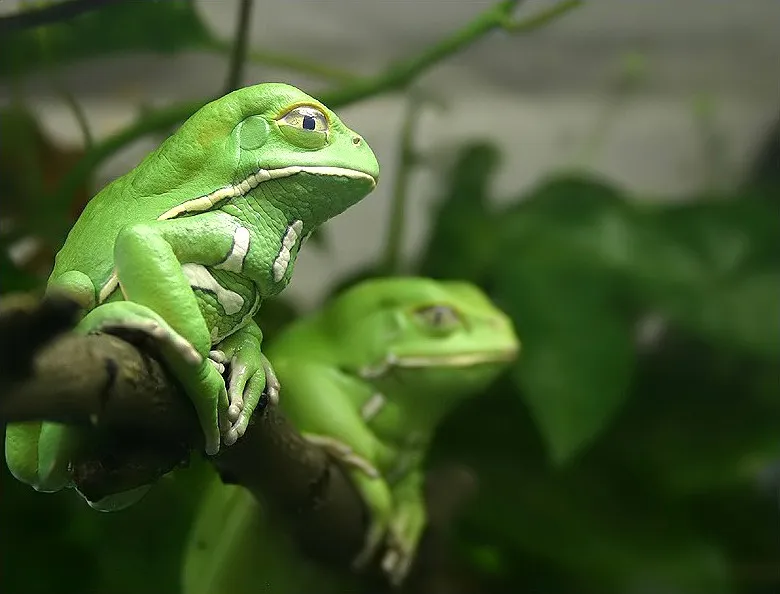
[631,197,780,360]
[502,173,637,274]
[0,0,215,78]
[0,105,89,276]
[431,390,734,594]
[417,142,502,283]
[498,251,636,464]
[0,245,40,293]
[493,175,638,463]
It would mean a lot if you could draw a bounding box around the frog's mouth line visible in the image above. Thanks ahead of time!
[158,165,377,221]
[97,165,376,303]
[359,349,519,379]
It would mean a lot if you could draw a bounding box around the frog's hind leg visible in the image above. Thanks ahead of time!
[77,301,229,455]
[5,421,76,493]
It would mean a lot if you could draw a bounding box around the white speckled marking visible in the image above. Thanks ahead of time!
[181,263,244,315]
[361,392,386,421]
[272,219,303,282]
[215,226,250,273]
[97,166,376,304]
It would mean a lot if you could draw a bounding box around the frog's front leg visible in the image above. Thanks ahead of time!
[212,321,280,445]
[382,469,427,586]
[109,213,243,455]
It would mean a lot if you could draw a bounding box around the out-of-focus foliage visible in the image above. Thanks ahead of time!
[417,142,780,593]
[1,1,778,593]
[0,0,215,79]
[0,104,91,288]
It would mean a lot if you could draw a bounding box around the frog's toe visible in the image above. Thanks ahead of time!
[208,358,226,375]
[227,403,242,423]
[208,349,228,365]
[260,355,280,406]
[381,531,416,586]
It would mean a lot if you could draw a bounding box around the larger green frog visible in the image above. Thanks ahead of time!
[4,83,380,509]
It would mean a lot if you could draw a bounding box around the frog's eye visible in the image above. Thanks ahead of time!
[414,305,461,334]
[278,106,328,133]
[277,106,329,149]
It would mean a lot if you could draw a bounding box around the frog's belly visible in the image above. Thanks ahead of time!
[182,264,261,345]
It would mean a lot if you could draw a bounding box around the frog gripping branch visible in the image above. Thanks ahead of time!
[4,83,380,510]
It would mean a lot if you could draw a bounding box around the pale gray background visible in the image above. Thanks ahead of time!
[2,0,778,309]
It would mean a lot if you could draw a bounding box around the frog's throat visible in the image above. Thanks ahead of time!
[358,349,519,379]
[97,165,376,303]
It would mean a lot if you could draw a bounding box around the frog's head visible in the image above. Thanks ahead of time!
[325,277,520,403]
[144,82,379,228]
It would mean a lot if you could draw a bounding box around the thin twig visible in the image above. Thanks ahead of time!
[224,0,255,94]
[381,97,426,275]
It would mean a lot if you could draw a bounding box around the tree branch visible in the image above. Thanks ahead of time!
[0,294,478,588]
[0,293,367,565]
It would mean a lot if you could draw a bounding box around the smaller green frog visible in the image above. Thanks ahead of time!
[182,277,519,591]
[4,82,379,510]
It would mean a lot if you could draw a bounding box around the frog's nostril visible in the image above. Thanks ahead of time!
[352,136,362,146]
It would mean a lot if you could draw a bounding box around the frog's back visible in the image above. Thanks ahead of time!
[49,174,143,290]
[49,98,235,291]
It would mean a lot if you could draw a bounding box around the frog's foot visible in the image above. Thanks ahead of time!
[219,352,277,447]
[260,353,280,407]
[78,302,228,456]
[381,503,426,586]
[353,514,390,572]
[208,349,227,376]
[301,433,380,479]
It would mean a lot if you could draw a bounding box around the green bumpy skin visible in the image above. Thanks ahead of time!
[4,82,380,511]
[181,277,520,590]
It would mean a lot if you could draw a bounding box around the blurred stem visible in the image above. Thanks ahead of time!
[382,98,425,275]
[49,0,582,241]
[692,93,729,193]
[50,77,94,149]
[224,0,255,94]
[574,52,645,169]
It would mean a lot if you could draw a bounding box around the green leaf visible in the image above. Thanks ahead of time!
[631,197,780,360]
[0,0,216,79]
[497,250,636,464]
[417,141,502,283]
[492,175,638,463]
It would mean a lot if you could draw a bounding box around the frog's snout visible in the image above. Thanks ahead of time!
[352,134,380,185]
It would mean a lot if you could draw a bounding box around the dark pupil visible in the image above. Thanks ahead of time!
[430,307,447,324]
[302,115,316,130]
